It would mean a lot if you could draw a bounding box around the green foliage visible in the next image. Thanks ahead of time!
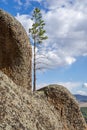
[29,7,48,44]
[81,107,87,123]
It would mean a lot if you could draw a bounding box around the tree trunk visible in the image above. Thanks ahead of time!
[33,38,36,91]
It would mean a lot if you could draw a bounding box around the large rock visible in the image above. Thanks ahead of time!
[0,71,87,130]
[0,9,32,90]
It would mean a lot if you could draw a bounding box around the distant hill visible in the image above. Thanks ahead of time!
[74,94,87,102]
[81,107,87,123]
[74,95,87,122]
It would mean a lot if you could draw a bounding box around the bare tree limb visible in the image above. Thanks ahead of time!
[36,66,53,70]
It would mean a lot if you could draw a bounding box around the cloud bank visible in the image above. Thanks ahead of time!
[15,0,87,68]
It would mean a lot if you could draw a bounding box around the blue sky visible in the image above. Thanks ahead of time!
[0,0,87,95]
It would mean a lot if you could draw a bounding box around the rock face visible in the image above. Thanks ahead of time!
[0,71,87,130]
[0,9,32,90]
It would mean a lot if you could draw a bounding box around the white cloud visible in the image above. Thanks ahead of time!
[58,81,81,91]
[83,83,87,88]
[14,0,42,10]
[15,0,87,68]
[15,13,33,34]
[44,0,72,10]
[42,3,87,67]
[77,90,87,96]
[37,81,81,93]
[65,57,76,65]
[44,0,87,13]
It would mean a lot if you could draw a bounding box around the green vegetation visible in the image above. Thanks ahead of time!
[81,107,87,123]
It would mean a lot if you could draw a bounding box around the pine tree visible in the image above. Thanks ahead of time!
[29,8,48,91]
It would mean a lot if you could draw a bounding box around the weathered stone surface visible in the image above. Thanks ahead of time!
[0,71,87,130]
[0,9,32,90]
